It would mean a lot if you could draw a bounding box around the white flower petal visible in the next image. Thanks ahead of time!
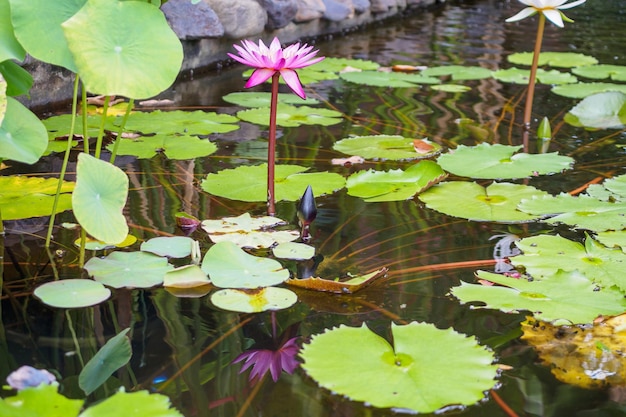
[543,9,565,26]
[505,7,538,22]
[558,0,586,10]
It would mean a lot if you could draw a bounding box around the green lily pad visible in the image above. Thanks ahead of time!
[201,164,345,202]
[300,322,497,413]
[222,92,319,107]
[74,234,137,251]
[120,110,239,135]
[492,68,577,85]
[333,135,442,160]
[512,234,626,291]
[34,279,111,308]
[62,0,183,99]
[436,143,573,179]
[0,0,25,62]
[339,70,440,87]
[79,328,131,395]
[452,270,626,324]
[163,265,211,288]
[346,160,447,202]
[79,390,183,417]
[272,242,315,260]
[507,52,598,68]
[518,193,626,232]
[315,57,380,73]
[0,97,48,164]
[552,82,626,99]
[210,287,297,313]
[201,213,299,249]
[596,230,626,253]
[421,65,492,80]
[0,176,74,220]
[236,104,343,127]
[0,384,83,417]
[108,134,218,160]
[0,72,6,126]
[564,91,626,129]
[43,113,117,139]
[604,174,626,198]
[201,241,289,289]
[419,181,548,222]
[84,251,174,289]
[430,84,472,93]
[72,153,129,244]
[140,236,196,258]
[572,64,626,82]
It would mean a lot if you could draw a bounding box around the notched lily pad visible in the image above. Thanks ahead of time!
[286,268,388,294]
[272,242,315,260]
[222,92,319,107]
[339,70,440,87]
[421,65,492,80]
[333,135,441,160]
[564,91,626,129]
[201,212,299,248]
[572,64,626,81]
[108,134,218,160]
[507,52,598,68]
[236,104,343,127]
[210,287,298,313]
[34,279,111,308]
[552,82,626,99]
[0,176,74,220]
[141,236,196,258]
[121,110,239,135]
[493,68,577,85]
[84,251,174,289]
[163,265,211,288]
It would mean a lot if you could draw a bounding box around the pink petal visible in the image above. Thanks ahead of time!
[280,69,306,98]
[246,68,276,88]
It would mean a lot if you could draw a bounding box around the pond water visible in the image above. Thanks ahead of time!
[3,0,626,416]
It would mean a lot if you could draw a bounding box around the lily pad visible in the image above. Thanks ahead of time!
[333,135,442,160]
[421,65,492,80]
[314,57,380,73]
[0,384,83,417]
[346,160,447,202]
[210,287,298,313]
[572,64,626,82]
[597,230,626,253]
[43,113,117,139]
[492,68,577,85]
[79,328,131,395]
[0,176,74,220]
[552,82,626,99]
[84,251,174,289]
[163,265,211,288]
[300,322,497,413]
[436,143,573,179]
[0,97,48,164]
[286,268,388,294]
[201,213,299,248]
[62,0,183,99]
[34,279,111,308]
[451,270,626,324]
[419,181,548,222]
[120,110,239,135]
[201,241,289,289]
[507,52,598,68]
[222,92,319,107]
[272,242,315,260]
[79,390,183,417]
[201,164,345,202]
[564,91,626,129]
[141,236,196,258]
[107,134,218,160]
[430,84,471,93]
[339,70,440,87]
[236,104,343,127]
[74,234,137,251]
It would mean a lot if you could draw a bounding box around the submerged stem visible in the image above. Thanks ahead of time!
[94,96,111,159]
[523,13,546,130]
[267,72,280,216]
[109,98,134,164]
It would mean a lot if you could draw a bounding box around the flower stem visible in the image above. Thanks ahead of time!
[523,13,546,130]
[267,72,280,216]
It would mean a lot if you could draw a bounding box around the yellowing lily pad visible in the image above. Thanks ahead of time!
[286,268,388,294]
[0,176,74,220]
[34,279,111,308]
[236,104,343,127]
[210,287,297,313]
[74,234,137,250]
[333,135,442,160]
[201,213,299,248]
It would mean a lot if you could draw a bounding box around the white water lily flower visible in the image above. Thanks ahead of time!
[506,0,586,28]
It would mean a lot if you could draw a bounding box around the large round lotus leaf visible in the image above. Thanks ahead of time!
[108,134,218,160]
[9,0,85,71]
[0,97,48,164]
[72,153,128,244]
[564,91,626,129]
[79,390,183,417]
[0,0,25,62]
[201,241,289,289]
[437,143,573,179]
[421,65,492,80]
[210,287,297,313]
[552,82,626,99]
[84,251,173,289]
[236,104,343,127]
[201,213,299,249]
[300,322,497,413]
[34,279,111,308]
[492,68,577,85]
[333,135,442,160]
[419,181,548,222]
[339,70,440,87]
[0,176,74,220]
[141,236,195,258]
[62,0,183,99]
[572,64,626,82]
[120,110,239,135]
[346,160,447,202]
[222,92,319,108]
[201,164,345,202]
[507,52,598,68]
[0,383,83,417]
[452,270,626,324]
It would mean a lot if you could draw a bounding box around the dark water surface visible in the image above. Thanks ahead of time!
[3,1,626,416]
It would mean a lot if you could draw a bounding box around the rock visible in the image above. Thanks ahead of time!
[259,0,299,29]
[322,0,352,21]
[205,0,267,39]
[371,0,396,13]
[295,0,326,22]
[162,0,224,39]
[352,0,371,13]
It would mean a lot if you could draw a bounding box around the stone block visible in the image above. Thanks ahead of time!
[162,0,224,40]
[205,0,267,39]
[259,0,299,29]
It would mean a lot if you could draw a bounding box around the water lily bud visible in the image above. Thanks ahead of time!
[297,185,317,241]
[537,116,552,140]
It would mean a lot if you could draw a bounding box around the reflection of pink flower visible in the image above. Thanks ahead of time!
[233,337,300,382]
[505,0,586,27]
[228,37,324,99]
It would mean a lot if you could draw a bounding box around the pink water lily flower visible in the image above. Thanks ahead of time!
[233,336,300,382]
[228,37,324,99]
[506,0,586,28]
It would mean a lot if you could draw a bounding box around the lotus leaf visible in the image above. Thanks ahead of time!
[79,390,183,417]
[236,104,343,127]
[34,279,111,308]
[492,68,577,85]
[84,251,174,289]
[0,383,83,417]
[0,60,33,97]
[272,242,315,260]
[210,287,298,313]
[201,212,299,248]
[419,181,548,222]
[0,176,74,220]
[141,236,196,258]
[339,70,440,87]
[0,97,48,164]
[507,52,598,68]
[120,110,239,135]
[572,64,626,81]
[421,65,492,80]
[201,164,345,202]
[201,241,289,289]
[163,265,210,288]
[552,82,626,99]
[346,160,447,202]
[79,328,131,395]
[0,73,5,126]
[333,135,442,160]
[436,143,573,179]
[564,91,626,129]
[512,234,626,291]
[222,92,319,107]
[286,268,388,294]
[300,322,497,413]
[452,270,626,324]
[0,0,25,62]
[518,193,626,232]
